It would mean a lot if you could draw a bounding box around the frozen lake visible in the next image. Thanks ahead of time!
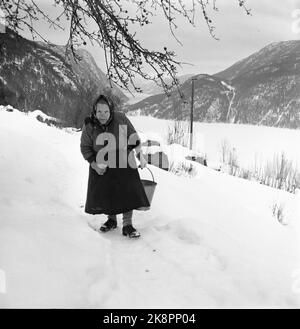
[129,115,300,170]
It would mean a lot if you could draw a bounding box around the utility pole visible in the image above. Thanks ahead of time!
[190,78,196,150]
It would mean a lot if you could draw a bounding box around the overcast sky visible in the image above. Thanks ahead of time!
[20,0,300,78]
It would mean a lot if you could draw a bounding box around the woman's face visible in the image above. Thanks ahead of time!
[95,102,110,123]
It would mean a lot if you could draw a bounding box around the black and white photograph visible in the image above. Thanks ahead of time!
[0,0,300,311]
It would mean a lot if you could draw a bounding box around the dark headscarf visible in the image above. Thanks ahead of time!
[88,94,115,127]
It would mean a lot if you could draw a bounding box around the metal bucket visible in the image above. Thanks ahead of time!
[137,166,157,211]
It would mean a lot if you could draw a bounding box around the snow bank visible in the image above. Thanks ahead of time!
[28,110,61,122]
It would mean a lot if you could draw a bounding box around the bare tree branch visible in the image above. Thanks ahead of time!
[0,0,251,94]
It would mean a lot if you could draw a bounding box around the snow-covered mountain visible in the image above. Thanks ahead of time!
[133,74,194,95]
[126,74,235,122]
[215,40,300,128]
[215,40,300,81]
[0,29,128,128]
[122,74,195,106]
[0,106,299,308]
[127,41,300,129]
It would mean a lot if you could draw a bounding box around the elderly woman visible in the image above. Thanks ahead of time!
[80,94,149,238]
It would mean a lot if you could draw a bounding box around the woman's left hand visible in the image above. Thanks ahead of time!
[139,154,148,169]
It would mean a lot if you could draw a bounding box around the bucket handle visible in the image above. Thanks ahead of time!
[138,165,155,182]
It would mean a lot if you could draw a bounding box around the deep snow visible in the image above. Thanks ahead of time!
[0,107,299,308]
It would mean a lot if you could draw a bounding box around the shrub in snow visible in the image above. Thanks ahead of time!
[218,140,299,194]
[228,147,239,175]
[219,139,239,176]
[166,119,189,147]
[185,154,207,166]
[271,201,286,225]
[259,152,299,193]
[169,160,197,177]
[36,114,64,129]
[0,105,15,112]
[36,114,44,123]
[220,138,230,164]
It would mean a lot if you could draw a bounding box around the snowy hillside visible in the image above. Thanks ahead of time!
[127,40,300,129]
[0,107,299,308]
[0,29,127,128]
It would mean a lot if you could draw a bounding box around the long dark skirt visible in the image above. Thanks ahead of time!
[84,165,150,215]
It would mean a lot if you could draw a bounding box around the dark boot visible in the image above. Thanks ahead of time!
[122,224,141,238]
[100,218,117,232]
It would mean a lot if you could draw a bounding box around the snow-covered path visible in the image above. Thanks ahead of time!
[0,108,299,308]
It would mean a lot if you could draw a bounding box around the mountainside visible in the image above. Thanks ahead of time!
[127,41,300,129]
[127,74,235,122]
[215,40,300,81]
[0,29,127,127]
[134,74,194,95]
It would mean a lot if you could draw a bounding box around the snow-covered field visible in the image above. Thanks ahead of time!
[128,115,300,170]
[0,107,300,308]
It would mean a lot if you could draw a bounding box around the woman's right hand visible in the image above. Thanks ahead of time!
[91,161,107,175]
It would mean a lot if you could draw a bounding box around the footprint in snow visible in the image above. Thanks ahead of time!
[155,222,227,271]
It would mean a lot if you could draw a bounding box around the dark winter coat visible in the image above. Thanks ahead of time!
[80,106,150,215]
